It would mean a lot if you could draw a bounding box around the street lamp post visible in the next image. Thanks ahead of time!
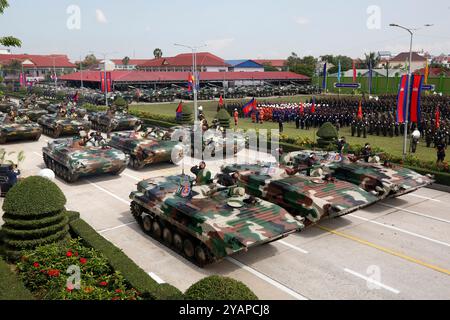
[389,23,432,159]
[174,43,207,124]
[89,51,117,108]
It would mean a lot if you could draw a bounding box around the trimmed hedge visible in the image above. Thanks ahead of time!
[68,216,183,300]
[0,257,35,300]
[217,108,231,129]
[184,275,258,300]
[3,176,66,216]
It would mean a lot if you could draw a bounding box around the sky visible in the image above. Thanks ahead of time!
[1,0,450,61]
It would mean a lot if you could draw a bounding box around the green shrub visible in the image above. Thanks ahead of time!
[184,275,258,300]
[69,216,183,300]
[0,257,35,300]
[114,96,128,108]
[217,108,231,129]
[1,176,69,260]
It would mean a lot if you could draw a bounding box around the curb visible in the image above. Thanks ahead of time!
[426,183,450,193]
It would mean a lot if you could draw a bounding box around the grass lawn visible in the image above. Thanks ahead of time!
[128,97,438,162]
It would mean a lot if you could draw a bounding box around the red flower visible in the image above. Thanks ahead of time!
[111,296,120,301]
[79,258,87,265]
[74,252,79,257]
[115,289,122,293]
[99,281,108,287]
[33,262,40,268]
[47,269,60,277]
[66,251,73,257]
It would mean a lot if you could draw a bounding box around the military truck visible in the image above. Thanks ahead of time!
[129,175,304,266]
[42,136,129,182]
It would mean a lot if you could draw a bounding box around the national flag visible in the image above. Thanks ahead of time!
[219,95,223,107]
[322,63,327,90]
[357,100,363,119]
[353,61,357,83]
[337,60,341,83]
[242,98,256,116]
[176,101,183,114]
[396,75,409,123]
[409,75,424,123]
[299,103,304,114]
[187,73,193,92]
[311,97,316,113]
[435,106,440,129]
[424,59,429,85]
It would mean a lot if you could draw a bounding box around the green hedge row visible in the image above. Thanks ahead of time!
[68,214,183,300]
[2,211,66,230]
[0,257,35,300]
[1,216,69,240]
[3,225,70,251]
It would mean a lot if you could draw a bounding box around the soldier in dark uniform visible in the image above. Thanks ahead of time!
[394,122,400,136]
[357,121,362,138]
[351,120,356,137]
[363,121,367,139]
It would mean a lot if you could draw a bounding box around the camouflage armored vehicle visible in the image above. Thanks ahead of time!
[0,116,42,144]
[0,100,15,113]
[42,136,129,182]
[89,110,141,133]
[220,162,378,226]
[108,128,184,169]
[38,114,91,138]
[290,150,434,198]
[129,175,304,266]
[17,105,48,122]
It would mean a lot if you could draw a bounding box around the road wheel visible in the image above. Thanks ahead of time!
[195,245,209,266]
[183,238,195,258]
[173,233,183,252]
[130,156,143,170]
[152,220,162,239]
[162,227,173,245]
[130,202,142,218]
[142,216,152,234]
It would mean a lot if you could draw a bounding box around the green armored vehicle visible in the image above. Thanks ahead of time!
[221,162,378,227]
[88,110,141,133]
[16,105,48,122]
[0,115,42,144]
[130,175,304,266]
[38,114,91,138]
[108,127,184,169]
[42,136,129,182]
[0,100,15,113]
[289,151,434,198]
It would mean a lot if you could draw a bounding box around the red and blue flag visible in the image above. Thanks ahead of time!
[396,75,409,123]
[242,98,256,116]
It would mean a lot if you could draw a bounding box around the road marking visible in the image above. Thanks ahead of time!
[33,152,41,157]
[378,203,450,225]
[123,172,141,181]
[226,257,308,300]
[404,193,441,202]
[98,221,137,234]
[348,214,450,247]
[87,180,130,205]
[278,240,309,254]
[343,268,400,294]
[316,225,450,276]
[148,272,165,284]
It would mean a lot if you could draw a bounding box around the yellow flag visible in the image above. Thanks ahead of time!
[424,59,429,84]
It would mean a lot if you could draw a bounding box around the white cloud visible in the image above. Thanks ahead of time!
[295,17,310,25]
[96,9,107,24]
[205,38,235,51]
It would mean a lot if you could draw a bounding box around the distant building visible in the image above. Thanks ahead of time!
[432,54,450,68]
[388,52,427,72]
[225,60,264,72]
[253,59,288,71]
[138,52,229,72]
[110,59,153,70]
[0,48,11,55]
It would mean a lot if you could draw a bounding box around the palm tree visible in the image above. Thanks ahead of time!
[153,48,163,59]
[364,52,380,69]
[122,56,130,66]
[0,1,21,47]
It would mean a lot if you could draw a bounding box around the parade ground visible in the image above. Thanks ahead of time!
[1,137,449,300]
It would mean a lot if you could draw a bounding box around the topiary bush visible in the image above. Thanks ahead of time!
[113,96,128,109]
[316,122,338,148]
[1,176,69,260]
[217,108,231,129]
[184,275,258,300]
[179,104,194,125]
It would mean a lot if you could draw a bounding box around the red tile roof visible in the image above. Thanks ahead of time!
[139,52,229,68]
[253,59,287,68]
[0,54,75,68]
[414,67,450,77]
[59,70,309,82]
[390,52,427,62]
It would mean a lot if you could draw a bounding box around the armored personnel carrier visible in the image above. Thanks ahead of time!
[16,105,48,122]
[289,150,433,198]
[108,127,184,169]
[38,114,91,138]
[88,110,141,133]
[0,115,42,144]
[129,175,304,266]
[42,136,129,182]
[0,99,16,113]
[220,162,378,226]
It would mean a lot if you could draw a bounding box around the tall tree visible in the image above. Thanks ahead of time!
[319,55,353,74]
[0,1,21,47]
[286,53,317,77]
[153,48,163,59]
[364,52,380,69]
[122,56,130,66]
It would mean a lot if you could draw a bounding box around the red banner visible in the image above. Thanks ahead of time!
[106,72,112,92]
[396,75,409,123]
[409,75,424,123]
[100,72,112,93]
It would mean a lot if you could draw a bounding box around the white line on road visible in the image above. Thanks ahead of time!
[278,240,309,254]
[348,214,450,248]
[33,152,41,157]
[98,221,137,234]
[404,193,442,202]
[344,268,400,294]
[378,203,450,224]
[87,180,130,205]
[226,257,309,300]
[122,172,141,181]
[148,272,166,284]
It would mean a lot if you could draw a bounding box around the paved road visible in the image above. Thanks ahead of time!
[1,136,449,300]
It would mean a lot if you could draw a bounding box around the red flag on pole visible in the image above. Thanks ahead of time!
[176,101,183,114]
[357,100,363,119]
[409,75,424,124]
[299,102,304,114]
[219,95,223,107]
[352,61,357,83]
[311,98,316,114]
[100,72,105,92]
[106,72,112,92]
[396,75,409,123]
[435,106,440,129]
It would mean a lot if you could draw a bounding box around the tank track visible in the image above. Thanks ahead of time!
[41,125,62,138]
[43,153,79,182]
[130,201,215,267]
